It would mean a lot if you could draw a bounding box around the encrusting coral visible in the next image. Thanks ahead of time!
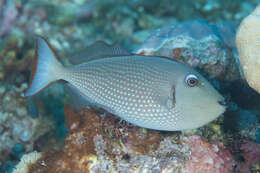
[12,105,246,173]
[12,104,260,173]
[236,4,260,94]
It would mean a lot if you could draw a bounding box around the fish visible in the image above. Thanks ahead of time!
[24,36,226,131]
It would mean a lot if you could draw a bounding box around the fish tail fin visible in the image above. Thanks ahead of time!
[24,36,64,96]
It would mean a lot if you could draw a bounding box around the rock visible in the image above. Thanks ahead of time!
[24,105,239,173]
[136,20,240,81]
[236,4,260,94]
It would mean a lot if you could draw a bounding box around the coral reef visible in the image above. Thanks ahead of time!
[0,35,34,84]
[1,0,260,172]
[0,0,18,37]
[238,140,260,173]
[13,151,42,173]
[0,0,257,52]
[11,105,259,173]
[0,0,253,84]
[236,4,260,94]
[17,105,239,173]
[236,110,260,142]
[25,105,168,172]
[0,82,53,166]
[136,20,240,81]
[224,107,260,143]
[185,135,235,173]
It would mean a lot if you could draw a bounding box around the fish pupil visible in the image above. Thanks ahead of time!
[188,78,198,86]
[189,79,196,84]
[185,74,199,87]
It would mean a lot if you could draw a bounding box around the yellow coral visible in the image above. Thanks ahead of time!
[78,154,98,171]
[236,4,260,93]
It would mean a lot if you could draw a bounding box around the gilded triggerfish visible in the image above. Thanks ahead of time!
[25,37,226,131]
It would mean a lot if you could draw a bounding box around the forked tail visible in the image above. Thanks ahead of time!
[24,37,64,96]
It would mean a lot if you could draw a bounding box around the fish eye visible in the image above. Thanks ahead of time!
[185,74,199,87]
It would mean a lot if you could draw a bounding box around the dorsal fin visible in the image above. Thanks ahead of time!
[68,41,132,65]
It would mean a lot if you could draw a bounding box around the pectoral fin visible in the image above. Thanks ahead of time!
[156,84,176,110]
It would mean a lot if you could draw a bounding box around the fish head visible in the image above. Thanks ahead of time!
[171,66,226,130]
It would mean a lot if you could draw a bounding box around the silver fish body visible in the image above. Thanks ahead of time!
[25,37,226,131]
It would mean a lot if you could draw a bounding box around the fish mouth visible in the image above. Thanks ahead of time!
[218,98,228,107]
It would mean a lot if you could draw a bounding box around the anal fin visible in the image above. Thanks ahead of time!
[64,83,91,111]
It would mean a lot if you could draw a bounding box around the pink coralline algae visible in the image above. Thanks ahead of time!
[185,135,235,173]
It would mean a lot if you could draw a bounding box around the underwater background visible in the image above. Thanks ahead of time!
[1,0,260,172]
